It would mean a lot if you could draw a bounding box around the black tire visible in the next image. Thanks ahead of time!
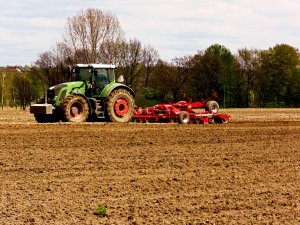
[205,100,219,113]
[106,89,134,122]
[178,111,190,124]
[214,117,229,124]
[61,95,89,122]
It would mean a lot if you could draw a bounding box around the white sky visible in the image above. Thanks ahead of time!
[0,0,299,66]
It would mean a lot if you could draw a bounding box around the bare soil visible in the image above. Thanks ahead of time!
[0,108,299,224]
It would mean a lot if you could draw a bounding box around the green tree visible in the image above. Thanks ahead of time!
[236,48,259,107]
[272,44,299,106]
[150,60,172,101]
[29,71,44,103]
[286,67,300,106]
[0,71,6,109]
[256,44,299,107]
[191,44,236,107]
[13,73,32,110]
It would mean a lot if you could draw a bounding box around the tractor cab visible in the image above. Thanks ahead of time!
[75,64,116,96]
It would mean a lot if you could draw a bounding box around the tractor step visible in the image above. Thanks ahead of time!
[95,100,105,118]
[89,98,105,119]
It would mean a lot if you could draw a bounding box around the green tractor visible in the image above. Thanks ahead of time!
[30,64,135,123]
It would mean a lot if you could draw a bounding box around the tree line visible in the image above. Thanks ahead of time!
[1,8,300,109]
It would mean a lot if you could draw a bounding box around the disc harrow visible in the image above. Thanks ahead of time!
[133,99,231,124]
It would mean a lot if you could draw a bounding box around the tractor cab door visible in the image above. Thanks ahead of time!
[92,68,111,96]
[75,67,94,97]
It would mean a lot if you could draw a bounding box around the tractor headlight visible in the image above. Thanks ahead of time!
[48,83,68,103]
[47,89,55,102]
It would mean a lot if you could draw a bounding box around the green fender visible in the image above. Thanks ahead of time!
[99,83,135,98]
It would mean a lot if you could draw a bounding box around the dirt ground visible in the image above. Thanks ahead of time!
[0,108,299,224]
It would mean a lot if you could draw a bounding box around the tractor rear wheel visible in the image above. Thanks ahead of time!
[106,89,134,122]
[61,95,89,122]
[205,100,219,113]
[178,111,190,124]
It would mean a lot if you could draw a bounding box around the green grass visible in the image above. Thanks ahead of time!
[94,205,107,217]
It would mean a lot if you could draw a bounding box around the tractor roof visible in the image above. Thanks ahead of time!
[76,64,116,69]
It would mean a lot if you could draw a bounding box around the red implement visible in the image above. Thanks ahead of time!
[133,99,231,124]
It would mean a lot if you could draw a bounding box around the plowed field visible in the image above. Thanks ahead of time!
[0,108,300,224]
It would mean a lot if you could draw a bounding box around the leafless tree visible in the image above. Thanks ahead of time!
[33,8,161,98]
[34,51,55,89]
[170,56,193,101]
[116,38,144,90]
[34,42,73,90]
[64,8,124,64]
[152,56,192,101]
[142,45,159,87]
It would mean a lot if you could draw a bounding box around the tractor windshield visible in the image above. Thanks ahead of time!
[75,67,92,82]
[74,66,116,85]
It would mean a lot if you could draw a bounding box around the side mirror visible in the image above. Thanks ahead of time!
[117,75,124,83]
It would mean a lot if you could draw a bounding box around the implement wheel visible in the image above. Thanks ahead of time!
[61,95,89,122]
[205,100,219,113]
[107,89,134,122]
[178,111,190,124]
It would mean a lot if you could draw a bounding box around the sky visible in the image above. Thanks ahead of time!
[0,0,300,66]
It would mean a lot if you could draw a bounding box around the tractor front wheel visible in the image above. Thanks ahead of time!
[61,95,89,122]
[106,89,134,122]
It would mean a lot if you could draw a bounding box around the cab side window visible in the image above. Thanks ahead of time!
[94,69,110,92]
[95,69,108,83]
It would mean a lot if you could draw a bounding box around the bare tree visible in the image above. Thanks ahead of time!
[34,51,55,89]
[151,56,192,102]
[64,8,124,64]
[170,56,192,101]
[34,42,73,90]
[117,38,143,90]
[142,45,159,87]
